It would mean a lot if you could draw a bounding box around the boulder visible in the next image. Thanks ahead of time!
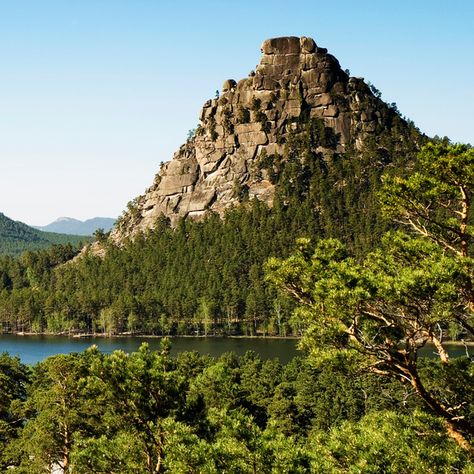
[261,36,301,55]
[323,105,339,117]
[300,37,316,53]
[222,79,237,92]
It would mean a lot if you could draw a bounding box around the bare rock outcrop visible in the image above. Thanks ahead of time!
[109,36,402,244]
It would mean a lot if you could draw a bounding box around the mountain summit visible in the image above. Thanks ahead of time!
[0,213,86,255]
[35,217,116,236]
[109,36,421,244]
[3,36,425,337]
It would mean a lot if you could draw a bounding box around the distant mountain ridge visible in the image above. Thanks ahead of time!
[0,212,88,256]
[35,217,116,236]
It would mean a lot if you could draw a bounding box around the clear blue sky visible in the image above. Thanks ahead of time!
[1,0,473,225]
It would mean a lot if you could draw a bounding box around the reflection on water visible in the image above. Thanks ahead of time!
[0,334,299,365]
[418,343,472,359]
[0,335,471,365]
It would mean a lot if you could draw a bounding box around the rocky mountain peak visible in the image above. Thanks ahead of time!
[108,36,409,244]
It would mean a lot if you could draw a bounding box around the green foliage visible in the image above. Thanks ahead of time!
[0,212,87,257]
[0,101,422,335]
[187,128,196,141]
[0,353,30,470]
[232,179,249,202]
[236,105,250,124]
[93,227,109,243]
[367,81,382,99]
[2,346,471,472]
[13,350,99,473]
[222,107,234,134]
[266,143,474,449]
[381,142,474,257]
[71,432,145,473]
[309,410,473,473]
[266,232,474,442]
[208,115,218,141]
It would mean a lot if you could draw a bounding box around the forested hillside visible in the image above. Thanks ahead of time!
[0,35,429,334]
[0,212,87,256]
[2,143,474,472]
[0,30,473,470]
[0,115,422,335]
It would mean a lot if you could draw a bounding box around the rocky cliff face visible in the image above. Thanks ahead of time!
[110,36,409,244]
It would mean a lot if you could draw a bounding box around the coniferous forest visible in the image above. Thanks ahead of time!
[0,116,421,337]
[1,343,473,472]
[0,213,87,257]
[1,0,473,469]
[1,118,474,469]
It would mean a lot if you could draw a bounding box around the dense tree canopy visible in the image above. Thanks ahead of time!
[0,213,87,257]
[0,353,29,470]
[1,141,473,469]
[1,346,472,472]
[266,143,474,450]
[0,117,420,336]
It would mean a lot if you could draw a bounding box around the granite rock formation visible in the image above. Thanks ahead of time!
[109,36,407,244]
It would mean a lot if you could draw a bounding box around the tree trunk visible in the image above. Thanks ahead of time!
[458,185,469,259]
[62,438,70,472]
[410,370,473,452]
[430,334,449,363]
[61,421,71,473]
[154,436,163,473]
[146,451,153,473]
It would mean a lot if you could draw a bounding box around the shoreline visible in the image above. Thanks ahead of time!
[4,331,301,341]
[2,332,473,345]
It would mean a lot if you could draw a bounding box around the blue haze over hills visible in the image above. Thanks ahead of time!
[0,212,87,255]
[35,217,116,236]
[0,1,472,226]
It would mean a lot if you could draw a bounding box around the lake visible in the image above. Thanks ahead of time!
[0,335,471,365]
[0,334,299,365]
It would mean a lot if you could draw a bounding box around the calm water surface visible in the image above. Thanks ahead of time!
[0,335,471,365]
[0,335,299,365]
